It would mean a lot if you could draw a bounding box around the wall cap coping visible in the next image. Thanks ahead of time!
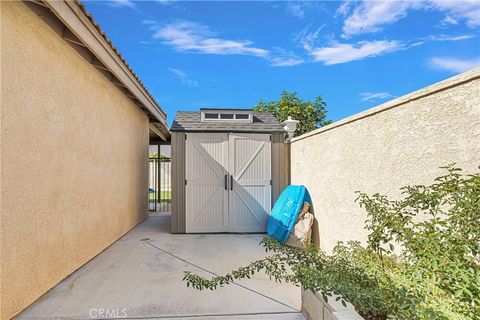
[291,67,480,143]
[302,287,364,320]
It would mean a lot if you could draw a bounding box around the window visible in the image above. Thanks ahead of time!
[201,110,253,123]
[220,114,234,119]
[204,113,219,119]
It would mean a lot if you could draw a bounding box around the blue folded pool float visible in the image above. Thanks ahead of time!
[267,185,311,244]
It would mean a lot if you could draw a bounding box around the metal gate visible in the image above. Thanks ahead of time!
[149,146,171,212]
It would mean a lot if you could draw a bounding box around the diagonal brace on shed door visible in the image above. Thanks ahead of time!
[190,185,222,225]
[233,186,266,225]
[234,141,265,181]
[192,140,225,180]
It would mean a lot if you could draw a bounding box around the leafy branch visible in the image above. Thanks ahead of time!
[184,166,480,319]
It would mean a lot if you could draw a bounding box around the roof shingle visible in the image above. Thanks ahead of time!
[171,111,285,133]
[75,1,165,118]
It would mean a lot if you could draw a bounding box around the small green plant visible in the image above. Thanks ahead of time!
[184,165,480,319]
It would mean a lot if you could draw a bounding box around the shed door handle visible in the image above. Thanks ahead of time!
[230,175,234,190]
[224,175,228,190]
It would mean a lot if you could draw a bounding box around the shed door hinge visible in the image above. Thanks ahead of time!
[270,179,272,185]
[185,179,187,185]
[185,134,187,140]
[269,135,272,141]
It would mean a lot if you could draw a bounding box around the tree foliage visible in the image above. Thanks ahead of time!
[253,91,332,137]
[184,166,480,319]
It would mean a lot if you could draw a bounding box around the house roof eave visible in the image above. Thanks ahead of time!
[26,0,169,135]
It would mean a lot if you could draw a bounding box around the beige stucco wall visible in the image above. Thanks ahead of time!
[290,68,480,253]
[1,2,150,318]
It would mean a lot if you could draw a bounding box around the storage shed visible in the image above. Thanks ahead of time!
[170,109,288,233]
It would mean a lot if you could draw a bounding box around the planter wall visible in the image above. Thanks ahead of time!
[301,288,364,320]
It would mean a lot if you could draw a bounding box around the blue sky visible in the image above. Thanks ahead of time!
[83,0,480,125]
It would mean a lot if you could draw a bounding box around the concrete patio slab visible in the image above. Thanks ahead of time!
[16,214,303,320]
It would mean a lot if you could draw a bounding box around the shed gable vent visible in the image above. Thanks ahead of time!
[201,109,253,123]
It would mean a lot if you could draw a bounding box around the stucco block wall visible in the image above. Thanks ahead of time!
[1,2,149,318]
[290,68,480,253]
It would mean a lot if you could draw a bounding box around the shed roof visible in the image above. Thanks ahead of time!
[171,111,285,133]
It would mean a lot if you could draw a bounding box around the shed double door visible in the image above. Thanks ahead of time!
[186,133,271,233]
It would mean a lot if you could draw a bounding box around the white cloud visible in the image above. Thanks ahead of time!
[307,40,403,65]
[286,2,314,18]
[109,0,174,8]
[335,0,354,17]
[269,55,304,67]
[338,1,480,38]
[269,57,304,67]
[360,92,395,102]
[155,0,175,5]
[294,25,325,51]
[107,0,136,8]
[428,0,480,28]
[295,25,408,66]
[149,20,306,68]
[439,15,459,27]
[286,1,325,19]
[411,33,476,47]
[142,20,157,25]
[167,67,199,86]
[428,57,480,73]
[266,47,304,67]
[340,1,414,37]
[286,2,307,18]
[152,20,269,57]
[427,34,475,41]
[293,20,474,66]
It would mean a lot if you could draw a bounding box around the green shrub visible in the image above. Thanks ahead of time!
[184,166,480,319]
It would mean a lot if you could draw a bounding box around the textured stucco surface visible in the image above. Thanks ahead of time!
[290,68,480,253]
[1,2,149,318]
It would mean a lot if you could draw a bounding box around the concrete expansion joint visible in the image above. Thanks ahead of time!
[142,240,300,313]
[73,310,303,319]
